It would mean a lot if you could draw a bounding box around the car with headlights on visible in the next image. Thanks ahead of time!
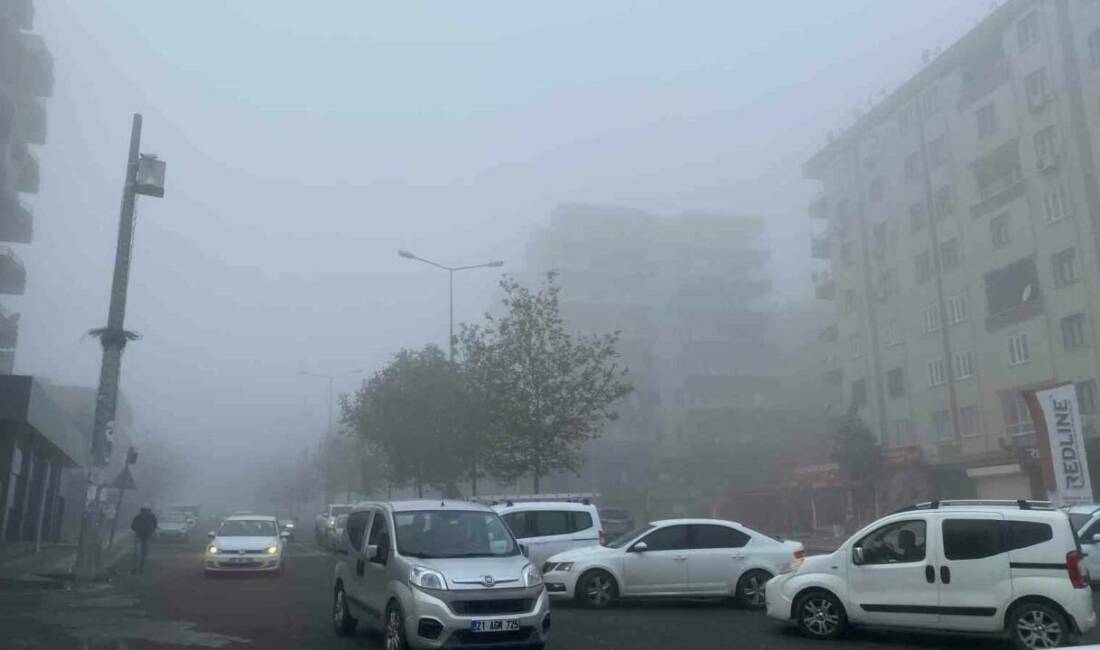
[316,503,353,545]
[542,518,803,609]
[205,515,289,576]
[331,500,549,649]
[156,511,192,543]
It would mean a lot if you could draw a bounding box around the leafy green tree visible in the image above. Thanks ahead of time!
[460,272,633,492]
[832,406,883,523]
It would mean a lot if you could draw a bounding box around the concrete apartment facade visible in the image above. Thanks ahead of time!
[807,0,1100,500]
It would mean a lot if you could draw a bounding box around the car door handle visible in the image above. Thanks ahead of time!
[925,565,935,583]
[940,566,951,584]
[674,556,688,561]
[731,554,746,559]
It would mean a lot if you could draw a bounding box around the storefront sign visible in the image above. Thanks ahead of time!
[1026,384,1094,506]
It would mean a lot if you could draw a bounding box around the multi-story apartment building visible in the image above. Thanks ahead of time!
[524,204,823,520]
[807,0,1100,500]
[0,0,51,373]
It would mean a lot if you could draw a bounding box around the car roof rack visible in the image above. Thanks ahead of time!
[468,493,600,506]
[893,499,1054,514]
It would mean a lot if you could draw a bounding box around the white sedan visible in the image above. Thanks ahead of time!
[541,518,804,609]
[204,515,288,575]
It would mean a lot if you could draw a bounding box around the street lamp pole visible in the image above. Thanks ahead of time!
[300,369,366,435]
[397,250,503,361]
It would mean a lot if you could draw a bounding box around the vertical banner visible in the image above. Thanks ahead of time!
[1025,384,1093,506]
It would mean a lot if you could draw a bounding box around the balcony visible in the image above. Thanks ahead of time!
[818,323,839,343]
[808,193,827,219]
[811,234,831,259]
[14,97,45,145]
[986,297,1043,332]
[970,170,1025,220]
[0,32,54,98]
[0,305,17,349]
[0,193,31,243]
[812,271,835,300]
[0,247,25,295]
[12,142,38,194]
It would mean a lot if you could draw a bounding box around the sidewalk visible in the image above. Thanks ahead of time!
[0,531,134,589]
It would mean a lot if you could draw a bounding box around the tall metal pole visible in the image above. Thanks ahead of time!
[449,270,455,362]
[328,376,335,435]
[74,114,143,580]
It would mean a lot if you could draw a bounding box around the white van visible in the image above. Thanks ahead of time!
[492,499,603,568]
[766,500,1095,649]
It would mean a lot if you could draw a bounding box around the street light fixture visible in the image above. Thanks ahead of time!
[397,250,504,360]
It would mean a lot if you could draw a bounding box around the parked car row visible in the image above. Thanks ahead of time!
[326,497,1097,650]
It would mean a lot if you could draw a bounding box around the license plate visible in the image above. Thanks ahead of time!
[469,620,520,633]
[231,557,252,563]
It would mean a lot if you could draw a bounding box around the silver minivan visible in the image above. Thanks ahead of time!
[331,500,550,650]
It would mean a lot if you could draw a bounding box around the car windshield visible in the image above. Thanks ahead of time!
[607,525,654,549]
[162,514,186,523]
[218,520,277,537]
[395,510,518,558]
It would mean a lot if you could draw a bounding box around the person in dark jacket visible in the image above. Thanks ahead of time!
[130,505,158,574]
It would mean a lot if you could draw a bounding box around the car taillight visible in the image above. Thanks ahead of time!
[598,530,607,546]
[1067,550,1089,589]
[794,548,806,560]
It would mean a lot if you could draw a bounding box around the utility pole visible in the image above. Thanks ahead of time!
[74,115,165,580]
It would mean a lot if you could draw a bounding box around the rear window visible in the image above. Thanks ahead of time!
[1002,520,1052,552]
[502,510,593,538]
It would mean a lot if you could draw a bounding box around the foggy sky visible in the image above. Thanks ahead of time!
[15,1,989,499]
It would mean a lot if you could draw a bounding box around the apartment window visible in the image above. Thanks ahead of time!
[1053,248,1080,287]
[915,250,933,283]
[851,379,867,408]
[940,238,961,271]
[959,406,980,436]
[1062,313,1088,351]
[1000,389,1035,437]
[1090,29,1100,66]
[991,212,1011,249]
[1078,380,1099,415]
[1034,125,1057,160]
[928,358,947,387]
[904,153,920,182]
[850,332,864,358]
[1042,185,1070,223]
[910,202,926,234]
[947,294,968,325]
[953,351,975,380]
[883,320,901,347]
[1025,68,1050,108]
[921,303,941,334]
[934,186,953,219]
[876,270,895,302]
[894,418,913,446]
[977,102,997,139]
[929,135,948,167]
[1009,332,1031,366]
[887,367,905,398]
[933,409,953,440]
[843,289,857,314]
[1017,11,1039,51]
[868,176,885,202]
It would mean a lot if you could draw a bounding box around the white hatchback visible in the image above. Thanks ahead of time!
[541,518,804,609]
[204,515,288,575]
[765,501,1095,650]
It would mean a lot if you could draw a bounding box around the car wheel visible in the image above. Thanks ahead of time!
[576,570,617,609]
[385,601,410,650]
[736,569,771,609]
[1009,601,1071,650]
[794,590,846,640]
[332,584,358,636]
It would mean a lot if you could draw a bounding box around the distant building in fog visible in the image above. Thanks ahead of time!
[0,0,52,372]
[806,0,1100,501]
[523,203,824,520]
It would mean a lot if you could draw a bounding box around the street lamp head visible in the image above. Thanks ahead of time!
[135,154,166,198]
[488,260,504,268]
[397,250,416,259]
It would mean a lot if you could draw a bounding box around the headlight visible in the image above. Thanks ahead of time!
[523,563,543,587]
[409,566,448,590]
[542,562,556,573]
[266,545,279,555]
[285,523,294,529]
[555,562,574,572]
[207,545,219,554]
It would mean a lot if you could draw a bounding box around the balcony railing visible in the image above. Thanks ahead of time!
[0,247,26,295]
[970,171,1025,219]
[0,194,31,243]
[985,296,1043,332]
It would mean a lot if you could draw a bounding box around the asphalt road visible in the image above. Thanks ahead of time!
[5,540,1100,649]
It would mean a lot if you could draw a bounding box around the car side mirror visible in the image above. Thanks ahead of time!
[207,531,216,539]
[852,546,865,565]
[520,544,530,558]
[630,541,648,553]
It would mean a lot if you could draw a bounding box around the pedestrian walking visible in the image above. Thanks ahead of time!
[130,504,157,574]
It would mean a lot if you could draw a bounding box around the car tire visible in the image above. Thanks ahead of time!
[576,569,617,609]
[332,584,358,636]
[735,569,772,609]
[1008,601,1071,650]
[385,600,410,650]
[794,590,846,640]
